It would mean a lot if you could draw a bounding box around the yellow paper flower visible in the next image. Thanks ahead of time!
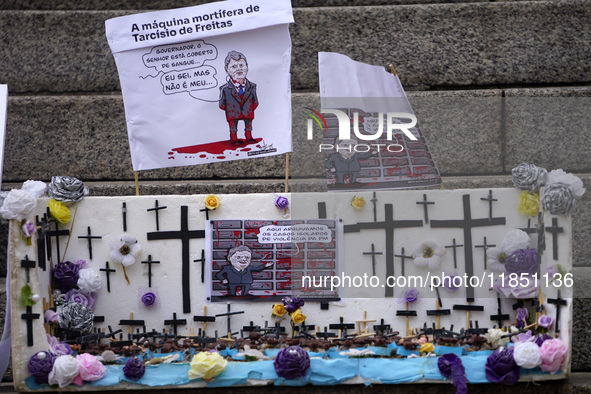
[517,191,540,216]
[419,342,435,353]
[351,196,366,210]
[272,303,287,317]
[48,199,71,224]
[188,351,227,380]
[204,194,220,210]
[290,309,306,324]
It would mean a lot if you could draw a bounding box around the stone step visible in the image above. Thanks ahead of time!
[2,1,590,93]
[0,0,489,11]
[4,87,591,183]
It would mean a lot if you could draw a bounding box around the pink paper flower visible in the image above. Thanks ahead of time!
[539,338,567,373]
[75,353,106,383]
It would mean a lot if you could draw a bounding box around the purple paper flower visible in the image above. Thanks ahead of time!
[28,351,57,384]
[275,196,289,210]
[443,275,460,293]
[141,291,156,306]
[485,347,520,385]
[22,220,36,238]
[72,259,88,270]
[515,308,529,329]
[282,296,304,314]
[538,315,554,329]
[505,248,538,275]
[52,261,81,292]
[65,289,96,310]
[514,330,533,343]
[535,333,552,347]
[47,334,73,356]
[123,357,145,381]
[404,288,419,303]
[438,353,467,394]
[273,346,310,379]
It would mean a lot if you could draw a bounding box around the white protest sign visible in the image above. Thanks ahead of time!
[106,0,293,171]
[257,224,332,243]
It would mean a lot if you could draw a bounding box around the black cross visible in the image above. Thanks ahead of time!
[394,247,413,277]
[78,226,102,260]
[416,193,435,224]
[519,218,537,235]
[122,202,127,232]
[547,290,568,333]
[21,306,40,346]
[200,206,210,220]
[490,294,510,328]
[164,312,187,336]
[100,261,116,292]
[35,214,49,270]
[20,255,36,283]
[147,206,205,314]
[242,321,261,334]
[363,244,383,276]
[215,303,245,336]
[118,319,145,331]
[329,317,355,338]
[193,250,206,283]
[445,238,463,270]
[141,255,160,288]
[480,189,498,221]
[430,194,506,301]
[373,318,391,334]
[46,207,70,264]
[371,192,378,222]
[475,236,496,270]
[426,287,451,318]
[147,200,167,231]
[317,202,327,219]
[545,218,564,261]
[535,212,546,264]
[345,203,423,297]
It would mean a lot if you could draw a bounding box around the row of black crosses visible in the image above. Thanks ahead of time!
[316,190,568,331]
[99,201,209,315]
[22,200,211,347]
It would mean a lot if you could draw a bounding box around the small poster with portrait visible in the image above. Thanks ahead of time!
[205,219,343,302]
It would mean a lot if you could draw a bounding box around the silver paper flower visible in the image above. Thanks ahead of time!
[48,176,89,203]
[541,183,576,215]
[511,163,547,192]
[57,301,94,333]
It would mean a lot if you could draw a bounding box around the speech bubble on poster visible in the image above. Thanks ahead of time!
[160,66,218,95]
[142,40,218,76]
[257,224,332,243]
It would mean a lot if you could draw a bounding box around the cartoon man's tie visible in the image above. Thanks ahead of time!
[239,85,244,97]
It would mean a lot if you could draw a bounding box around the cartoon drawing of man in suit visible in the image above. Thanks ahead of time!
[215,245,273,296]
[219,50,259,145]
[325,138,377,184]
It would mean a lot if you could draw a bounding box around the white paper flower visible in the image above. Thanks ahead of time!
[412,239,445,270]
[22,180,47,199]
[48,355,80,388]
[485,328,516,349]
[235,345,271,360]
[339,348,376,357]
[513,341,542,369]
[500,229,531,255]
[110,234,142,267]
[0,189,37,221]
[77,268,102,294]
[546,169,586,198]
[486,247,509,273]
